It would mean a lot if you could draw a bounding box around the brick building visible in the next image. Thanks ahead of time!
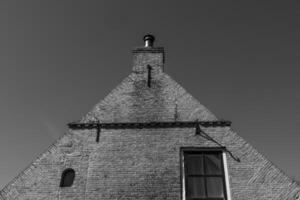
[0,35,299,200]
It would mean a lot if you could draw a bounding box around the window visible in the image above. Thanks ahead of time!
[182,148,228,200]
[60,168,75,187]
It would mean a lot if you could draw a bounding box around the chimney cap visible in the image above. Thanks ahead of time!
[143,34,155,47]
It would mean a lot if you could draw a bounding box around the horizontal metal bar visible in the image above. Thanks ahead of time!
[67,121,231,130]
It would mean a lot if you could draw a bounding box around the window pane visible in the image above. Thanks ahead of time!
[206,177,224,198]
[186,154,203,175]
[187,177,205,198]
[204,154,222,175]
[60,169,75,187]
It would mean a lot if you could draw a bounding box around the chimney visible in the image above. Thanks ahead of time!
[132,34,164,74]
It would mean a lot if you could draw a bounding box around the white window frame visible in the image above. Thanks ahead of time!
[181,148,232,200]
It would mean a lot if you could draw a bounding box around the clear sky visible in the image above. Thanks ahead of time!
[0,1,299,188]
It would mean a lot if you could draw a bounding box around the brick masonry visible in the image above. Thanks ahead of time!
[0,44,299,200]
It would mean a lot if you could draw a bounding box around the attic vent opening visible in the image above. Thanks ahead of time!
[147,65,152,87]
[60,168,75,187]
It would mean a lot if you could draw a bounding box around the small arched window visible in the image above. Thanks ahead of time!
[60,168,75,187]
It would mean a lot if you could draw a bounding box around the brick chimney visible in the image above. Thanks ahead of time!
[132,34,164,74]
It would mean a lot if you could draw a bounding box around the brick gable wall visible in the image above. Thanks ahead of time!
[1,44,299,200]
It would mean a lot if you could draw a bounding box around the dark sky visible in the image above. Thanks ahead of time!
[0,1,299,188]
